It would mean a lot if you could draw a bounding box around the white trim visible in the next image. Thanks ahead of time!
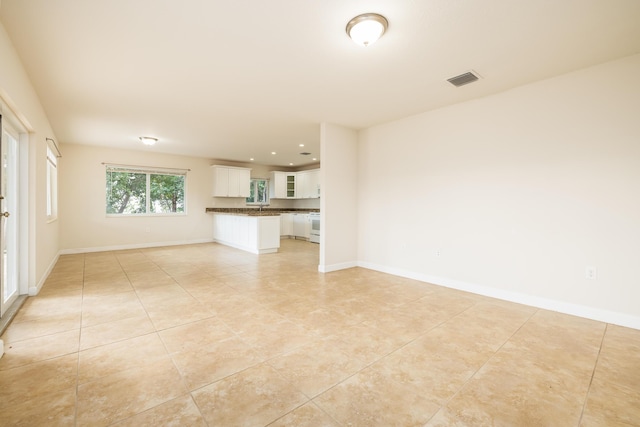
[358,261,640,331]
[104,163,189,175]
[0,339,4,358]
[58,238,214,255]
[318,261,358,273]
[212,238,278,255]
[30,251,60,296]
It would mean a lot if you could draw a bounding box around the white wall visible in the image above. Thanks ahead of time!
[0,22,59,292]
[358,54,640,328]
[320,123,358,271]
[59,144,215,251]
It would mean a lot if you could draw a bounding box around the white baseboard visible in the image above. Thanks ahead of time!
[358,261,640,331]
[318,261,358,273]
[30,251,60,296]
[58,238,215,255]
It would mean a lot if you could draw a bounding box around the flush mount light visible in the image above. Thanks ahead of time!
[346,13,388,47]
[139,136,157,146]
[299,144,305,147]
[271,151,277,155]
[250,158,254,161]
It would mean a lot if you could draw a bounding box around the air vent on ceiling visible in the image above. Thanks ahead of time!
[300,152,311,156]
[447,71,480,87]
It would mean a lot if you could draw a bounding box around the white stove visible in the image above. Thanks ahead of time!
[309,212,320,244]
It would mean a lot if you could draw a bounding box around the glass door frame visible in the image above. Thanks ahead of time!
[0,119,20,316]
[0,100,30,320]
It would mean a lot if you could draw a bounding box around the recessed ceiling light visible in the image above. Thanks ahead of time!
[250,158,254,161]
[289,163,293,166]
[139,136,157,146]
[271,152,276,155]
[299,144,304,147]
[313,158,317,161]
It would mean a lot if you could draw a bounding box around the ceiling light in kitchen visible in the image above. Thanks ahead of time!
[346,13,388,47]
[271,151,276,155]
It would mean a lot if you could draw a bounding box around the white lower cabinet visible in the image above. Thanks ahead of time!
[292,213,310,239]
[213,214,280,254]
[280,213,293,237]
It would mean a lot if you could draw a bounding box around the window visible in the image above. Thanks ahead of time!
[106,165,186,215]
[46,145,58,221]
[246,178,269,205]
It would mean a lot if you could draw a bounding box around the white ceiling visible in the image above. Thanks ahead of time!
[2,0,640,167]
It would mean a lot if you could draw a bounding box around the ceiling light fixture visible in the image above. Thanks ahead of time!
[271,151,276,155]
[139,136,157,146]
[346,13,388,47]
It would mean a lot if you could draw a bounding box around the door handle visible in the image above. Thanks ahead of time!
[1,212,9,218]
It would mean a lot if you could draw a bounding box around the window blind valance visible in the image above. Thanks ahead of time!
[103,163,190,176]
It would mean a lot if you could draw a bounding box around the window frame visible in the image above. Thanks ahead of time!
[246,178,269,206]
[105,164,188,217]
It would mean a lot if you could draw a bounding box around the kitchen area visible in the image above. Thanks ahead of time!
[206,164,320,255]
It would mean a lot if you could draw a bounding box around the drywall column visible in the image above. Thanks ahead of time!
[319,123,358,272]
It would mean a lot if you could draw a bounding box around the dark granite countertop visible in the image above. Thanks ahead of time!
[205,208,319,216]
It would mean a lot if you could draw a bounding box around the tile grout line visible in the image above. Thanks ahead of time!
[135,246,214,426]
[424,306,541,423]
[74,252,87,427]
[577,322,607,426]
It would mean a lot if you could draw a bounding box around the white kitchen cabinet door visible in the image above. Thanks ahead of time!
[211,165,251,197]
[296,171,309,198]
[212,166,230,197]
[294,169,319,199]
[308,169,320,198]
[228,168,251,197]
[292,213,310,239]
[280,213,293,236]
[270,172,286,199]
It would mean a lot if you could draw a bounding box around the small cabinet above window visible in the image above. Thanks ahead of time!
[211,165,251,198]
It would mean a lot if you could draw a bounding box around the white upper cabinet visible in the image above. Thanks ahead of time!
[211,165,251,197]
[269,171,297,199]
[296,169,320,199]
[269,168,319,199]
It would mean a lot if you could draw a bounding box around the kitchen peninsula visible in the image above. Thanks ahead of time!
[205,208,319,254]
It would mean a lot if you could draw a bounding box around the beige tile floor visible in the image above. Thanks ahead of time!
[1,239,639,426]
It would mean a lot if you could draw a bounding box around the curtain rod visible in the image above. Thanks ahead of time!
[46,138,62,158]
[102,162,191,172]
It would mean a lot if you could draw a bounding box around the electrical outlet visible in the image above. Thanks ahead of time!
[585,266,597,280]
[435,250,441,257]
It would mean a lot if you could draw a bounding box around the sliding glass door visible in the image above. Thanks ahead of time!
[0,117,19,318]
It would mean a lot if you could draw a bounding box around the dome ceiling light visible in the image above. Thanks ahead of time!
[346,13,388,47]
[139,136,157,146]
